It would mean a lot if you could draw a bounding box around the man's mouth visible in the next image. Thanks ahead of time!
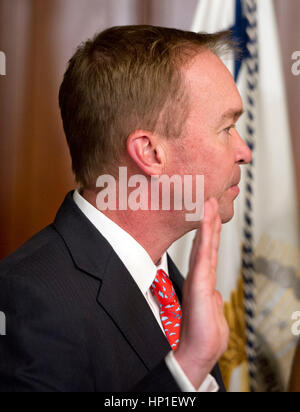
[228,184,240,196]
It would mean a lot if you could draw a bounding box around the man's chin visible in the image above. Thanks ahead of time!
[221,214,234,224]
[219,203,235,224]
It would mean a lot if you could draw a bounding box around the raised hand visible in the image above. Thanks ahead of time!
[174,197,229,389]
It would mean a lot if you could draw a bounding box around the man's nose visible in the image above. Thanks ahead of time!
[234,130,253,165]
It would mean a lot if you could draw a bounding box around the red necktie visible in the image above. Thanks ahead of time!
[150,269,182,351]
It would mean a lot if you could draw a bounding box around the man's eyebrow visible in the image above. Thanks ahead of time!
[218,108,245,125]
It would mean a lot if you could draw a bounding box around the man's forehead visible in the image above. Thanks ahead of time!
[184,49,229,78]
[183,51,243,115]
[183,50,237,97]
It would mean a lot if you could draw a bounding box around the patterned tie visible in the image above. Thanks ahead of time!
[150,269,182,351]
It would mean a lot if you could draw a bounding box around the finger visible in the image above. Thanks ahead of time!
[214,290,224,313]
[188,198,214,272]
[193,199,215,275]
[201,197,219,257]
[199,198,215,255]
[194,198,222,292]
[189,228,201,271]
[208,200,221,288]
[211,214,222,271]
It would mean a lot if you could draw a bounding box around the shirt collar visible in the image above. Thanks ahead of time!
[73,190,169,296]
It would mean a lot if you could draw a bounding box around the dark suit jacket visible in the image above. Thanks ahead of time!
[0,192,225,392]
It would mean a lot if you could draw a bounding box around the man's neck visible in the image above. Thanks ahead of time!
[81,188,187,265]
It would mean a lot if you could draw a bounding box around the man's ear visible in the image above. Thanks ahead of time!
[126,130,165,176]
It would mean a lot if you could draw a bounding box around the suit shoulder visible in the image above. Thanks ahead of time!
[0,225,68,280]
[0,223,96,326]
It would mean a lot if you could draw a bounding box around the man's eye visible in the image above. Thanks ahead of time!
[224,125,235,135]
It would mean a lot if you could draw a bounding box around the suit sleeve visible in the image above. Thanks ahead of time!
[0,273,93,392]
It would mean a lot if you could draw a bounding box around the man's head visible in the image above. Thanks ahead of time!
[59,25,251,226]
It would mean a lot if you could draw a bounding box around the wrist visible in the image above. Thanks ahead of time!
[173,348,213,390]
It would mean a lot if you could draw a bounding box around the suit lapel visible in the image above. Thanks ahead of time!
[96,253,186,372]
[53,192,113,281]
[167,254,185,303]
[97,251,172,371]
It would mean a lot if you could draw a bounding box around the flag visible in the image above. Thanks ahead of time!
[168,0,300,392]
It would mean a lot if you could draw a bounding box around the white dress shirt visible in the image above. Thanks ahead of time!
[73,189,219,392]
